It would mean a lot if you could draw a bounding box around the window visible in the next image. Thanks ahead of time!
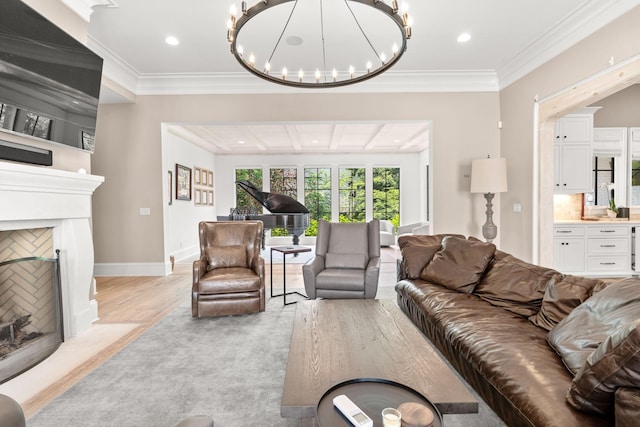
[592,157,615,207]
[270,168,297,198]
[632,160,640,206]
[235,168,263,212]
[339,168,365,222]
[304,168,331,236]
[373,167,400,227]
[270,168,297,236]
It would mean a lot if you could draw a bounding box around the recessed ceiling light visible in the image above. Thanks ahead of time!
[457,33,471,43]
[165,35,180,46]
[312,140,319,144]
[238,140,245,144]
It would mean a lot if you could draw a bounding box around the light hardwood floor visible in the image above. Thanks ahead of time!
[18,247,400,418]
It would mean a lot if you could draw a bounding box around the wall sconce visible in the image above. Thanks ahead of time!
[470,156,508,243]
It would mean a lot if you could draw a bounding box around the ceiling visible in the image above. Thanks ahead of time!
[83,0,639,154]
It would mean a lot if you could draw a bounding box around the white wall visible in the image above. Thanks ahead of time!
[162,126,217,271]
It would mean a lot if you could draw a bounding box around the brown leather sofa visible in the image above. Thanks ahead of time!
[192,221,265,317]
[395,234,640,427]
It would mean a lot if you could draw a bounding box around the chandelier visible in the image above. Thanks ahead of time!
[226,0,413,88]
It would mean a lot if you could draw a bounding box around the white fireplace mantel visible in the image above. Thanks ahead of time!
[0,162,104,337]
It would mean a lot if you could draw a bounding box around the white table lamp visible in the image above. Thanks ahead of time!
[471,157,508,243]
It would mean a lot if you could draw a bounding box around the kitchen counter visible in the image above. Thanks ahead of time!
[555,217,640,224]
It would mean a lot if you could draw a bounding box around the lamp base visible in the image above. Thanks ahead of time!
[482,193,497,243]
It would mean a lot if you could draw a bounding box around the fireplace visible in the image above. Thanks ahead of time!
[0,161,104,377]
[0,228,63,383]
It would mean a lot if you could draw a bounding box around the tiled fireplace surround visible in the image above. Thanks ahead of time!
[0,161,104,339]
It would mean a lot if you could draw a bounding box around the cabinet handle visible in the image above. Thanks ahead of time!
[600,245,616,248]
[557,231,572,233]
[600,230,616,233]
[600,262,616,265]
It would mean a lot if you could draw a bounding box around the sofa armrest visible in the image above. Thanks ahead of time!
[193,256,207,288]
[615,387,640,427]
[364,256,381,299]
[302,255,325,299]
[397,257,408,282]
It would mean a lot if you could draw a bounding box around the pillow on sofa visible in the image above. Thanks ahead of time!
[547,278,640,375]
[420,236,495,293]
[206,245,247,270]
[474,252,558,317]
[529,274,605,331]
[397,234,465,279]
[400,245,440,279]
[567,320,640,415]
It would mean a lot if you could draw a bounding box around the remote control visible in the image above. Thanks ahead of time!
[332,394,373,427]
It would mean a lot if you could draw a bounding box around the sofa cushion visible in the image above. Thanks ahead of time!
[325,253,367,269]
[567,322,640,415]
[420,236,495,293]
[474,252,558,317]
[547,278,640,375]
[206,245,247,270]
[529,274,604,331]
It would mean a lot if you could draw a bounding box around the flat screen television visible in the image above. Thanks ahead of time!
[0,0,103,153]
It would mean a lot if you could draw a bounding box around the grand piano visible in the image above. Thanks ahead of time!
[219,180,310,245]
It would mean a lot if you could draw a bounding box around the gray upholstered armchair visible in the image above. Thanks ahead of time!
[302,219,380,299]
[192,221,265,317]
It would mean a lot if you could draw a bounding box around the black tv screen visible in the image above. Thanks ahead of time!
[0,0,103,152]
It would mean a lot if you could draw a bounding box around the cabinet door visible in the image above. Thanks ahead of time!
[554,238,585,272]
[556,116,592,142]
[553,144,562,189]
[559,144,592,192]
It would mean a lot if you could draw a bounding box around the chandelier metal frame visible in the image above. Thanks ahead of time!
[226,0,412,88]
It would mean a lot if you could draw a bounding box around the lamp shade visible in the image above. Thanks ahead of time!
[470,157,508,194]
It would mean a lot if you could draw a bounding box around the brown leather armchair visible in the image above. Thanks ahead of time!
[192,221,265,317]
[302,219,380,299]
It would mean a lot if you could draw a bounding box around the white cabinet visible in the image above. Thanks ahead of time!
[554,224,633,276]
[553,226,585,272]
[586,225,630,273]
[554,114,593,194]
[593,128,626,156]
[556,116,592,142]
[554,143,592,192]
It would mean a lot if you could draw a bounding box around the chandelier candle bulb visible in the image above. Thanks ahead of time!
[332,68,337,81]
[298,69,304,82]
[249,53,255,67]
[349,66,355,78]
[315,69,321,82]
[282,67,288,80]
[241,1,247,13]
[391,0,398,12]
[265,62,271,74]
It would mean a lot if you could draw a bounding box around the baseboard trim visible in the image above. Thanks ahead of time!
[94,263,167,277]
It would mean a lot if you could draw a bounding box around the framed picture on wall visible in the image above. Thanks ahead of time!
[176,163,192,201]
[208,190,214,206]
[194,189,201,205]
[194,167,201,185]
[202,170,208,186]
[208,171,214,188]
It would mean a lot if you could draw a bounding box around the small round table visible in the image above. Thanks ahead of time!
[316,378,442,427]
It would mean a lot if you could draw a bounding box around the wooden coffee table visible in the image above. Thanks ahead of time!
[281,299,478,424]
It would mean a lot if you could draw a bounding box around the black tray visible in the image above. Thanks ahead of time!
[316,378,443,427]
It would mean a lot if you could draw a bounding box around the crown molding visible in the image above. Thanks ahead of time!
[134,70,499,95]
[497,0,640,90]
[61,0,118,22]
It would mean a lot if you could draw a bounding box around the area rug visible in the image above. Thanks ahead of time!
[27,290,505,427]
